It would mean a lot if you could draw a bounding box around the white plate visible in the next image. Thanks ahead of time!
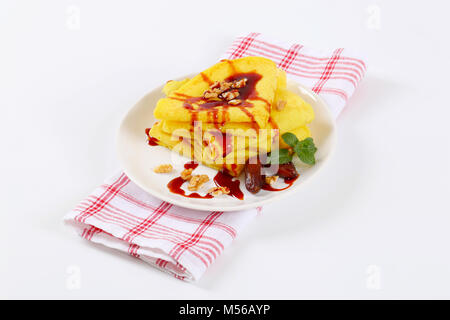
[117,75,336,212]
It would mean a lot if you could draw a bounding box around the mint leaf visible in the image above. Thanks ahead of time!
[268,148,293,164]
[278,148,293,164]
[294,137,317,165]
[281,132,299,148]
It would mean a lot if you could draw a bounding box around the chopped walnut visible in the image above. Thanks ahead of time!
[210,81,221,89]
[265,175,278,185]
[203,79,247,102]
[232,78,247,88]
[219,81,232,92]
[228,99,241,105]
[220,90,240,101]
[187,174,210,191]
[276,100,286,111]
[153,164,173,173]
[208,186,230,196]
[180,168,193,180]
[203,90,219,99]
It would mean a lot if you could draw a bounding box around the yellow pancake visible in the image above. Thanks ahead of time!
[162,78,190,96]
[153,56,279,128]
[161,90,313,134]
[149,122,248,176]
[270,88,314,132]
[149,122,277,176]
[162,68,286,98]
[279,126,311,149]
[150,58,314,176]
[161,120,266,137]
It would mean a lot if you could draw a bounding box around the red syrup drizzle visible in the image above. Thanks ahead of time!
[162,63,297,196]
[145,128,159,146]
[168,70,264,132]
[200,72,213,85]
[213,170,244,200]
[268,117,278,129]
[225,73,262,101]
[225,72,270,120]
[184,161,199,170]
[261,176,299,192]
[167,161,213,199]
[167,161,245,200]
[167,177,213,199]
[225,59,237,73]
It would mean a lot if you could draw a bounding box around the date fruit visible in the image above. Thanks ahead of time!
[277,162,299,181]
[245,161,264,194]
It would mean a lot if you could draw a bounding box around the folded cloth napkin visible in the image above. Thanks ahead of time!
[64,32,367,282]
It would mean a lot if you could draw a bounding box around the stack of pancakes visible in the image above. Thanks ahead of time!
[149,57,314,176]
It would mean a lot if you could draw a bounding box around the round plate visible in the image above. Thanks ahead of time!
[117,74,336,212]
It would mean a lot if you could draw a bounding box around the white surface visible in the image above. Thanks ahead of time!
[1,0,449,299]
[117,77,336,211]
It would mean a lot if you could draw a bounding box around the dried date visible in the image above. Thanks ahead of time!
[276,162,299,181]
[244,161,264,194]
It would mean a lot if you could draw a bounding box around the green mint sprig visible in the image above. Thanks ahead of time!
[268,148,293,165]
[281,133,317,165]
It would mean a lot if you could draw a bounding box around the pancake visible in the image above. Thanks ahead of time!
[149,122,251,176]
[161,89,313,137]
[279,126,311,149]
[153,57,279,128]
[149,56,315,177]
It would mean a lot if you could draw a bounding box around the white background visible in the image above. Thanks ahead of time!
[1,0,449,299]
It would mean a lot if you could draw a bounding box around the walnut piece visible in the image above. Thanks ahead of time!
[208,186,230,196]
[220,90,239,101]
[202,78,247,102]
[180,168,193,180]
[265,175,278,185]
[276,100,286,111]
[228,99,241,105]
[203,91,219,99]
[153,164,173,173]
[219,81,232,92]
[187,174,210,191]
[232,78,247,88]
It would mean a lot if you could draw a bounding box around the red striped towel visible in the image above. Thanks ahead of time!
[64,33,366,282]
[222,33,366,117]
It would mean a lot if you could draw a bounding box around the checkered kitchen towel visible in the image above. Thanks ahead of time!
[222,33,366,118]
[64,33,367,282]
